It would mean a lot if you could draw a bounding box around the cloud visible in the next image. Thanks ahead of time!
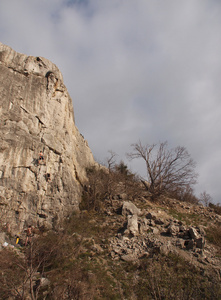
[0,0,220,203]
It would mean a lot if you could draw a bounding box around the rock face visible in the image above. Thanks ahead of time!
[0,42,96,234]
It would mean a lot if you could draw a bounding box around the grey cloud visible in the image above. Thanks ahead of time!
[0,0,220,203]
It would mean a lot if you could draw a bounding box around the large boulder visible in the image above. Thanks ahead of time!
[125,214,139,237]
[122,201,142,216]
[0,42,96,234]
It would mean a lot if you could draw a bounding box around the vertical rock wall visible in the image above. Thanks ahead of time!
[0,42,95,233]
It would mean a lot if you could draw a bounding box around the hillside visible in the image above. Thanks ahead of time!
[0,166,221,299]
[0,43,220,299]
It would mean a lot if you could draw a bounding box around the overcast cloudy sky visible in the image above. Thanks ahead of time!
[0,0,220,203]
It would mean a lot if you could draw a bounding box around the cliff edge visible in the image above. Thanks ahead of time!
[0,42,96,234]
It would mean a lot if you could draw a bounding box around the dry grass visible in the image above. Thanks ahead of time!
[206,224,221,255]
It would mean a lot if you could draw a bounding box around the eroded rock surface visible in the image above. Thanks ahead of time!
[0,42,96,234]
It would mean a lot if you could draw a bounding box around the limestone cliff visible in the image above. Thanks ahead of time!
[0,42,95,234]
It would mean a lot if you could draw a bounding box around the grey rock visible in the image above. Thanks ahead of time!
[122,201,141,216]
[197,226,206,236]
[124,215,139,237]
[138,218,149,234]
[167,224,180,236]
[38,277,50,288]
[175,239,185,249]
[121,254,137,262]
[117,193,128,200]
[160,241,172,255]
[189,227,200,240]
[149,227,159,235]
[0,42,96,234]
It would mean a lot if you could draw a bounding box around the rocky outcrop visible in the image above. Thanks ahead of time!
[0,42,96,234]
[110,201,221,274]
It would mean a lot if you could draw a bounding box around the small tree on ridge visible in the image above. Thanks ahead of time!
[127,141,198,198]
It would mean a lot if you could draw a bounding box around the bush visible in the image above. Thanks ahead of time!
[171,186,199,204]
[0,249,26,299]
[208,202,221,215]
[136,254,221,299]
[81,164,141,212]
[206,224,221,255]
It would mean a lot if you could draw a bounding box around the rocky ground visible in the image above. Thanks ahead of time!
[0,193,221,299]
[107,198,221,278]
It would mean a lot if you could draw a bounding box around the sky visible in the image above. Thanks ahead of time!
[0,0,220,203]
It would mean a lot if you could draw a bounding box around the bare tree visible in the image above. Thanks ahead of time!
[200,191,212,207]
[127,141,198,198]
[106,150,117,172]
[0,231,67,300]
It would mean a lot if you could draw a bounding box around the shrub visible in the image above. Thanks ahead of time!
[136,254,221,299]
[171,186,199,204]
[208,202,221,215]
[81,164,141,212]
[206,224,221,255]
[0,249,26,299]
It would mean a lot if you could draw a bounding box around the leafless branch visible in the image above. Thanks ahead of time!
[128,141,198,198]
